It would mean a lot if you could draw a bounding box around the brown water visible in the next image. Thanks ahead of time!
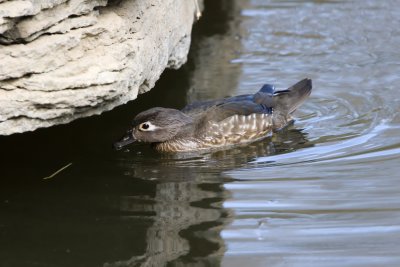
[1,0,400,266]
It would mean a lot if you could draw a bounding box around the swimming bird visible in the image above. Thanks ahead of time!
[114,78,312,152]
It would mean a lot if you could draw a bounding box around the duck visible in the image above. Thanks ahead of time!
[114,78,312,152]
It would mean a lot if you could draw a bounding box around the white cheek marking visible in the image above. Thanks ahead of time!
[140,121,159,131]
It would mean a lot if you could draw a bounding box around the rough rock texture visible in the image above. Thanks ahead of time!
[0,0,201,135]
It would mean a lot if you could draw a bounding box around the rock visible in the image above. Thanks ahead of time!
[0,0,202,135]
[0,0,70,41]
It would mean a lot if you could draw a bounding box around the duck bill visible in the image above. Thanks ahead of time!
[114,130,136,150]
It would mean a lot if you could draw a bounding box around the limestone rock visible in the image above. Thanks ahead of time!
[0,0,201,135]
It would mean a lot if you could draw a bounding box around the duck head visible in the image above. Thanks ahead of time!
[114,107,193,150]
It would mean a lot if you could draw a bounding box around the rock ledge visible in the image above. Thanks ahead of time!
[0,0,200,135]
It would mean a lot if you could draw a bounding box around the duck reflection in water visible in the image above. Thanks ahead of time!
[106,127,312,266]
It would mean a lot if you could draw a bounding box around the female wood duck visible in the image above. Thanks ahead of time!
[114,78,312,152]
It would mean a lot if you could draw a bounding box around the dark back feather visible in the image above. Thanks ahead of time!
[182,78,312,128]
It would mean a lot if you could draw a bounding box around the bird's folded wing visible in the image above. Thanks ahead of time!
[200,100,268,123]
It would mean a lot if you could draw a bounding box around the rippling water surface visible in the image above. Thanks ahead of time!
[1,0,400,266]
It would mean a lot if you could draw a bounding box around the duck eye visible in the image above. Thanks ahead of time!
[138,121,157,131]
[139,122,154,131]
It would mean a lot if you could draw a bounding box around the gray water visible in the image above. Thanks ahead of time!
[1,0,400,266]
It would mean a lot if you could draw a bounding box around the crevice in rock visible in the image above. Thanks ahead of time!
[106,0,125,7]
[138,79,151,94]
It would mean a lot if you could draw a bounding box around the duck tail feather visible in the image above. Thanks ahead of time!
[273,78,312,114]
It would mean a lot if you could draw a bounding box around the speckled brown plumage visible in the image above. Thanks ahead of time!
[114,78,312,152]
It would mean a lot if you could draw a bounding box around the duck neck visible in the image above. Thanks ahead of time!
[152,123,200,152]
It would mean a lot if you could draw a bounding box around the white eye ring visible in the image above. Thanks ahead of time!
[138,121,158,131]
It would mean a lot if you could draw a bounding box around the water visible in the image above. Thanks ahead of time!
[1,0,400,266]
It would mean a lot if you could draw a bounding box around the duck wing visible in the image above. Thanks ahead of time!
[187,78,312,131]
[181,94,254,118]
[210,99,270,121]
[191,98,271,135]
